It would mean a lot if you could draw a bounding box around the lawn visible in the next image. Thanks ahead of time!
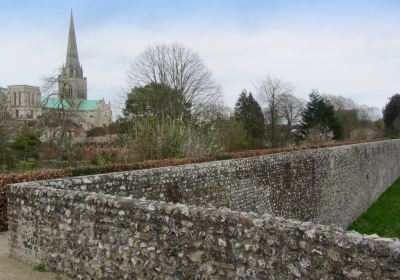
[347,178,400,238]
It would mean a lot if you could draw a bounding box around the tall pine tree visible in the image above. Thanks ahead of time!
[234,90,265,148]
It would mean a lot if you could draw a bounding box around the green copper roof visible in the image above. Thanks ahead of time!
[78,100,98,111]
[0,88,8,96]
[41,97,72,109]
[41,96,100,111]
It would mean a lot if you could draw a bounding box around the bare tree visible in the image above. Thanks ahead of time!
[324,94,382,139]
[256,76,293,146]
[128,42,222,118]
[358,105,380,123]
[280,93,304,127]
[40,69,83,160]
[324,95,357,111]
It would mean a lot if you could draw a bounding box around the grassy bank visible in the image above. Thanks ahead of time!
[348,178,400,238]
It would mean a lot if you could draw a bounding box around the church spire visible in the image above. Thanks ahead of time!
[66,10,80,68]
[60,10,87,102]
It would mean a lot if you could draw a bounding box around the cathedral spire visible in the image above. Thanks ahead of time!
[60,10,87,102]
[66,10,80,68]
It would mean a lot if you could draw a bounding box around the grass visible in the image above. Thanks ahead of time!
[33,263,46,272]
[347,178,400,238]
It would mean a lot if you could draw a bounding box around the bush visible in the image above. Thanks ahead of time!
[90,153,105,166]
[10,126,42,161]
[33,264,46,272]
[18,158,38,172]
[123,117,220,161]
[215,119,250,152]
[215,154,232,161]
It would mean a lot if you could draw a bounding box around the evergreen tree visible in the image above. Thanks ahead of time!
[301,90,343,140]
[10,126,42,161]
[383,93,400,134]
[123,83,191,123]
[234,90,265,147]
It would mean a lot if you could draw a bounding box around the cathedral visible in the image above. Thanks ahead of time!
[0,12,112,130]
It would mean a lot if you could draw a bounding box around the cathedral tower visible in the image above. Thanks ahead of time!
[59,11,87,105]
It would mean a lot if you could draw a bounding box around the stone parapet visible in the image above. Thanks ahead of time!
[7,185,400,279]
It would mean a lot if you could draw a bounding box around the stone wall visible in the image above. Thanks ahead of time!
[7,185,400,279]
[7,139,400,278]
[35,139,400,227]
[0,192,6,231]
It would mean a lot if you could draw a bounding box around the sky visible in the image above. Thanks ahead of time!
[1,0,400,115]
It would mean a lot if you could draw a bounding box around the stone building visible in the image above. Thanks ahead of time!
[0,11,112,131]
[6,85,42,120]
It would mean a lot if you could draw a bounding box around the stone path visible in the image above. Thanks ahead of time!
[0,231,69,280]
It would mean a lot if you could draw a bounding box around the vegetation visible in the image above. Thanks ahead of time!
[325,94,381,140]
[0,126,42,171]
[120,46,226,160]
[0,42,391,173]
[257,76,293,147]
[234,90,265,148]
[348,178,400,238]
[128,42,222,118]
[301,90,344,141]
[123,83,191,123]
[9,126,42,160]
[214,118,249,152]
[41,68,83,160]
[33,264,46,272]
[383,93,400,136]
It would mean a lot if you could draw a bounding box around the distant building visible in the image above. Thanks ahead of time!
[7,85,42,120]
[0,11,112,131]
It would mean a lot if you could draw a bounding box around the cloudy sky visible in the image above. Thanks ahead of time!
[1,0,400,115]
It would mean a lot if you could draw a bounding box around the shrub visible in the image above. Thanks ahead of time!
[33,264,46,272]
[18,158,38,172]
[215,154,232,161]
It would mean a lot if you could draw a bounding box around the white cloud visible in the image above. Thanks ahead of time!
[1,19,400,117]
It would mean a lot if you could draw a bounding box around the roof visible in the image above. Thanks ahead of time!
[8,85,40,88]
[0,88,8,97]
[41,97,100,111]
[77,100,98,111]
[41,97,72,109]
